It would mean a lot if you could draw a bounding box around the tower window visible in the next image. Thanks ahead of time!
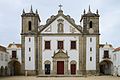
[89,21,92,28]
[58,23,64,33]
[28,21,32,31]
[90,47,92,51]
[90,57,92,61]
[29,48,31,52]
[29,38,31,42]
[29,57,31,61]
[90,38,92,42]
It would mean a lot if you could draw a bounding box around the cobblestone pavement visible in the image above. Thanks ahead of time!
[0,76,120,80]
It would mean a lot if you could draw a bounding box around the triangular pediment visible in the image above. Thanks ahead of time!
[40,13,82,34]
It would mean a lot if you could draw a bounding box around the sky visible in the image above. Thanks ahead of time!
[0,0,120,48]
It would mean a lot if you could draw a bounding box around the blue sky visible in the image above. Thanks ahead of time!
[0,0,120,48]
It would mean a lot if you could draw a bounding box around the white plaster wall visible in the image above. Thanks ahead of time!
[99,46,113,63]
[42,35,79,71]
[25,37,35,70]
[7,48,21,63]
[86,37,96,70]
[0,51,9,68]
[41,16,80,34]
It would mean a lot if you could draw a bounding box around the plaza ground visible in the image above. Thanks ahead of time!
[0,76,120,80]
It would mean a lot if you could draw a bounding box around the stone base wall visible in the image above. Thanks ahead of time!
[24,70,36,76]
[86,70,99,76]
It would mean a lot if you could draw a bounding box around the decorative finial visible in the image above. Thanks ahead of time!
[54,51,55,55]
[106,42,108,45]
[30,5,33,13]
[36,9,38,14]
[84,9,86,14]
[96,9,99,14]
[59,4,63,10]
[23,9,25,14]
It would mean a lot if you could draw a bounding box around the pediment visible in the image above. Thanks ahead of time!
[52,49,69,59]
[40,14,82,34]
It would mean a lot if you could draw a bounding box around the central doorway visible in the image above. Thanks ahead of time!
[57,61,64,74]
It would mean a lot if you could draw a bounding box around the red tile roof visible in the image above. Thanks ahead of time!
[113,47,120,52]
[8,44,21,48]
[0,45,6,52]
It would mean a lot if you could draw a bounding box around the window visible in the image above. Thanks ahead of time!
[90,57,92,61]
[90,38,92,42]
[58,23,64,33]
[28,21,32,31]
[5,54,8,61]
[12,51,17,58]
[29,48,31,52]
[90,47,92,51]
[104,50,109,58]
[58,41,64,49]
[29,57,31,61]
[89,21,92,28]
[1,53,3,61]
[71,41,76,49]
[45,41,51,49]
[29,38,31,42]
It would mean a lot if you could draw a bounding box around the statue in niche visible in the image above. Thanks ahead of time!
[58,23,64,33]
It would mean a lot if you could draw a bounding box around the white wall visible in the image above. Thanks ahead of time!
[42,35,79,70]
[25,36,35,70]
[7,46,21,63]
[0,51,9,68]
[86,37,96,70]
[99,45,113,63]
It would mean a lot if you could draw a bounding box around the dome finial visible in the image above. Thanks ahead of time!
[59,4,63,10]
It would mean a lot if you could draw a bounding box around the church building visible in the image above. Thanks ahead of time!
[21,6,100,76]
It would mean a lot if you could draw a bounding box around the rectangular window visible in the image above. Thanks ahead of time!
[104,50,109,58]
[1,53,3,61]
[29,57,31,61]
[12,51,17,58]
[71,41,76,49]
[45,41,51,49]
[90,47,92,51]
[90,38,92,42]
[29,48,31,52]
[90,57,92,61]
[58,41,64,49]
[29,38,31,42]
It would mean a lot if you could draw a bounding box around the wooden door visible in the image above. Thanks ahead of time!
[71,64,76,74]
[57,61,64,74]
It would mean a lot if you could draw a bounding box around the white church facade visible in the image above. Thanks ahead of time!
[21,6,100,76]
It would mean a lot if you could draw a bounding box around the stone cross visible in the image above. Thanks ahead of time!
[59,4,63,10]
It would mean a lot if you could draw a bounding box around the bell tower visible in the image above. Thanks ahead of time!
[80,6,100,75]
[21,6,41,75]
[81,6,99,34]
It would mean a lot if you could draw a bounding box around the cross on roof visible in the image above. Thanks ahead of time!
[59,4,63,10]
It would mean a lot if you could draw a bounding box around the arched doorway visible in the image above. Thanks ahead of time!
[5,66,8,76]
[44,60,51,75]
[8,60,21,76]
[0,66,4,76]
[70,60,77,75]
[99,60,113,75]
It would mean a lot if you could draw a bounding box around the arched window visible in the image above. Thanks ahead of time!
[89,21,92,28]
[58,23,64,33]
[28,21,32,31]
